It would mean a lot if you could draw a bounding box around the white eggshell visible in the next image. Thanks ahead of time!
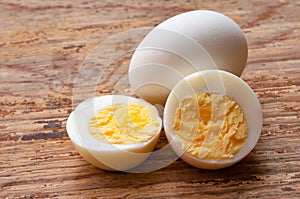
[66,95,162,171]
[163,70,262,169]
[129,10,248,105]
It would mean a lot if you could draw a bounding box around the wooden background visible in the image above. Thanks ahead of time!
[0,0,299,198]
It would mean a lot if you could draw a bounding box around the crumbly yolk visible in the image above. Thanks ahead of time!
[89,103,160,144]
[173,92,248,159]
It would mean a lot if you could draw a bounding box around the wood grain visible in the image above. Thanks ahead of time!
[0,0,299,198]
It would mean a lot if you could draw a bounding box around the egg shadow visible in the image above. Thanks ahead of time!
[77,150,268,198]
[70,129,267,195]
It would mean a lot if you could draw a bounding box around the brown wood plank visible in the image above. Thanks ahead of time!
[0,0,299,198]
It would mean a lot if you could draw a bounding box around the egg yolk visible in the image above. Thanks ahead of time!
[89,103,160,144]
[173,92,248,159]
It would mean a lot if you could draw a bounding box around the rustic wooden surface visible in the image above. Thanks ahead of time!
[0,0,299,198]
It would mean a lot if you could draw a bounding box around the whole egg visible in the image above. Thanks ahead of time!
[129,10,248,105]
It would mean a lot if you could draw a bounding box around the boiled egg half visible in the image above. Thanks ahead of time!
[164,70,263,169]
[66,95,162,171]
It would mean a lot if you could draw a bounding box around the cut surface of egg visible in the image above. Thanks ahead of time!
[129,10,248,105]
[89,102,160,144]
[164,70,262,169]
[173,92,248,160]
[66,95,162,171]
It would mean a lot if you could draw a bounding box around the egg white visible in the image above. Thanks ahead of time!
[164,70,262,169]
[66,95,162,171]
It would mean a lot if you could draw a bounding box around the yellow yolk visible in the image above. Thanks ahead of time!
[89,103,160,144]
[173,92,248,159]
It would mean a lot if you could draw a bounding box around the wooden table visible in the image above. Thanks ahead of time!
[1,0,299,198]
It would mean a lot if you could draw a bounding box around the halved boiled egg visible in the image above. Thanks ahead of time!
[66,95,162,171]
[164,70,262,169]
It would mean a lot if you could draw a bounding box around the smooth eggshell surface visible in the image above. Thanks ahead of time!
[163,70,262,169]
[129,10,248,105]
